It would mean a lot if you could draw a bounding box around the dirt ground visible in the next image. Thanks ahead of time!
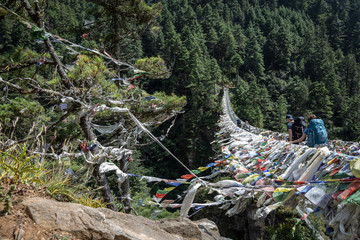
[0,185,78,240]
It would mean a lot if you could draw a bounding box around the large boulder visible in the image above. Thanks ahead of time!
[22,197,222,240]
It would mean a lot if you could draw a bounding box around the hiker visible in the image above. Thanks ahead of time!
[286,114,294,141]
[245,120,250,131]
[236,118,241,127]
[292,116,307,142]
[289,114,328,147]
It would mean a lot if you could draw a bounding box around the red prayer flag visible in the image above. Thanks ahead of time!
[181,174,195,179]
[127,84,136,90]
[332,191,343,199]
[80,142,88,152]
[129,75,143,81]
[155,193,166,198]
[329,166,342,176]
[339,181,360,200]
[301,214,308,220]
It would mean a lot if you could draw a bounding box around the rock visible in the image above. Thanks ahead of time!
[14,228,24,240]
[156,218,221,240]
[196,219,222,239]
[22,198,222,240]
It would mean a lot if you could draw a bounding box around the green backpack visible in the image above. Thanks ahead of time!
[307,119,328,147]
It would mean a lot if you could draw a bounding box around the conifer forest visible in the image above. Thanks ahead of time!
[1,0,360,239]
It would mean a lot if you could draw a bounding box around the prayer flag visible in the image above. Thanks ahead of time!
[273,187,295,203]
[181,174,194,179]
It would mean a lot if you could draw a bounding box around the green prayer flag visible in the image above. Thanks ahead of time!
[332,173,349,179]
[273,188,295,203]
[273,191,290,203]
[339,182,351,191]
[344,189,360,206]
[157,190,170,194]
[30,25,49,40]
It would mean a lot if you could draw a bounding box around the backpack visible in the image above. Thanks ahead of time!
[293,117,306,140]
[307,119,328,147]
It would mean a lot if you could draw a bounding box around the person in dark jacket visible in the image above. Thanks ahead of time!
[286,114,294,141]
[290,114,328,147]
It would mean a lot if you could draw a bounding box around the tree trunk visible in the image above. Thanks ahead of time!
[120,158,132,213]
[80,114,117,211]
[44,39,73,89]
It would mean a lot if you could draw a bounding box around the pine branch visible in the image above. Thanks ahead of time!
[0,60,55,73]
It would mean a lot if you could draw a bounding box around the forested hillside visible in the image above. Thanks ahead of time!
[144,0,360,140]
[140,0,360,176]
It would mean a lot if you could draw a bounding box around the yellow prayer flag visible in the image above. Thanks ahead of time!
[198,167,209,171]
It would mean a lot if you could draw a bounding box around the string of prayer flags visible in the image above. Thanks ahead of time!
[0,5,50,41]
[89,103,99,115]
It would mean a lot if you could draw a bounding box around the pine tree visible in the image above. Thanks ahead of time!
[271,95,288,132]
[309,81,333,121]
[244,22,265,81]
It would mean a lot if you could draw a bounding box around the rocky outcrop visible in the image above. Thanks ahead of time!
[22,197,222,240]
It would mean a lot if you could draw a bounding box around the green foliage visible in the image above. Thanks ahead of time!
[127,155,180,219]
[54,235,70,240]
[309,81,333,121]
[0,184,16,215]
[87,0,162,59]
[134,56,171,79]
[132,196,180,220]
[74,193,109,208]
[265,207,318,240]
[44,175,74,201]
[0,144,44,185]
[0,97,48,139]
[68,55,109,91]
[152,92,186,111]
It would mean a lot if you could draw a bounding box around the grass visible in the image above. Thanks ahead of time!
[44,174,75,201]
[74,193,109,208]
[0,144,44,185]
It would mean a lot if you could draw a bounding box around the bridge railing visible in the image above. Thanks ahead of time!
[223,88,287,140]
